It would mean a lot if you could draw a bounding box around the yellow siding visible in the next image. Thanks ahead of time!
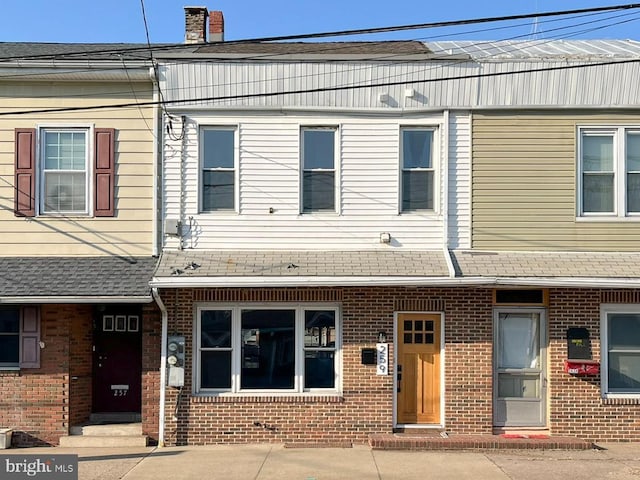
[0,81,155,257]
[472,111,640,251]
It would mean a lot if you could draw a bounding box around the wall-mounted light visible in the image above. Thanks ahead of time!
[378,93,390,103]
[380,232,391,244]
[378,331,387,343]
[404,88,415,98]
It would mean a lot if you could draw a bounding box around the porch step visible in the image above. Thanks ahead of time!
[369,433,594,451]
[59,423,147,448]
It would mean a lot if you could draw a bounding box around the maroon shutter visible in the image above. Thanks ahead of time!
[15,128,36,217]
[20,306,40,369]
[94,128,115,217]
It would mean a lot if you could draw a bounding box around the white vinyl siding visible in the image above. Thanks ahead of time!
[163,113,470,250]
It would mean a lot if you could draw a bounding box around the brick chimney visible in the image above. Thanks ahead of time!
[209,11,224,42]
[184,6,208,44]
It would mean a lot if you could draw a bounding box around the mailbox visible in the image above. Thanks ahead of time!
[565,327,599,376]
[564,359,600,376]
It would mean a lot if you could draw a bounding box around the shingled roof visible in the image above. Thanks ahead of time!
[0,256,158,300]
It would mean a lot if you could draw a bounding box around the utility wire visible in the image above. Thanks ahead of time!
[0,3,638,62]
[1,56,639,116]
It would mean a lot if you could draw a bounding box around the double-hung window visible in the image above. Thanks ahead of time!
[41,129,89,214]
[401,128,435,212]
[0,306,40,370]
[602,305,640,396]
[196,305,340,394]
[579,127,640,217]
[14,127,115,217]
[201,127,236,212]
[301,127,336,213]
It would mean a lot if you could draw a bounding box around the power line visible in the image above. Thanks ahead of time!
[1,57,639,116]
[0,3,638,62]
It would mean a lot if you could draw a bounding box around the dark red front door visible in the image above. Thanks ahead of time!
[93,309,142,413]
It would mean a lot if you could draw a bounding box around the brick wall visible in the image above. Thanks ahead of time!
[157,286,640,445]
[142,302,161,443]
[69,306,93,427]
[0,305,77,446]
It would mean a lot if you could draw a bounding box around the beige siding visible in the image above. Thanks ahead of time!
[472,112,640,251]
[0,81,155,257]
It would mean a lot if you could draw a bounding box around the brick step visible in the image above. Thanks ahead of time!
[369,433,593,451]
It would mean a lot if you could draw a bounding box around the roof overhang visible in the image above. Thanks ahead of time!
[0,295,152,304]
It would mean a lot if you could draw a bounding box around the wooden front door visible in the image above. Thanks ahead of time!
[92,310,142,414]
[396,313,442,425]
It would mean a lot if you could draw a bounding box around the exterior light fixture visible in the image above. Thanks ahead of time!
[378,331,387,343]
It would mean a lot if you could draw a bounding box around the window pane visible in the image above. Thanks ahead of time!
[609,352,640,391]
[498,374,539,398]
[627,173,640,213]
[0,309,19,333]
[202,129,234,168]
[203,171,234,211]
[582,173,614,213]
[626,133,640,172]
[303,172,334,212]
[497,313,539,369]
[241,310,295,389]
[304,310,335,347]
[43,172,86,212]
[609,314,640,349]
[201,351,231,389]
[305,351,335,388]
[201,310,231,348]
[402,130,433,168]
[0,336,19,364]
[582,135,613,171]
[44,131,86,171]
[303,129,334,169]
[402,171,433,211]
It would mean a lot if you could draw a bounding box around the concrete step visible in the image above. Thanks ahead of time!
[60,422,147,448]
[59,434,147,447]
[70,423,142,436]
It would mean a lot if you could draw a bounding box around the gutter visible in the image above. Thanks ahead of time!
[152,287,168,448]
[0,296,152,304]
[149,275,640,289]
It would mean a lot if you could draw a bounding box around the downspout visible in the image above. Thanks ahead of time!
[152,287,168,447]
[442,110,456,278]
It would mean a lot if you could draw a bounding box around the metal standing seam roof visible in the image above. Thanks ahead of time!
[426,39,640,60]
[0,256,158,298]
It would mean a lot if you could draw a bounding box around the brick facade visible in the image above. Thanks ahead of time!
[1,302,158,447]
[157,286,640,445]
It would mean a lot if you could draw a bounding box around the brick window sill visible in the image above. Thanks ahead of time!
[191,394,344,404]
[602,397,640,405]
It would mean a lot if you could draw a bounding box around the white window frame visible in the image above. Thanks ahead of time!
[194,303,342,396]
[300,126,339,214]
[199,126,239,214]
[577,126,640,219]
[601,303,640,398]
[38,125,92,216]
[399,126,439,214]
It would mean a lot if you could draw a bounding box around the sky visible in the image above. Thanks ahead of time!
[1,0,639,44]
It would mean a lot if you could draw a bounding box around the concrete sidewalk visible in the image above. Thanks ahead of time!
[12,443,640,479]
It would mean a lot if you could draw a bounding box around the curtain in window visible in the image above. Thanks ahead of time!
[498,313,539,369]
